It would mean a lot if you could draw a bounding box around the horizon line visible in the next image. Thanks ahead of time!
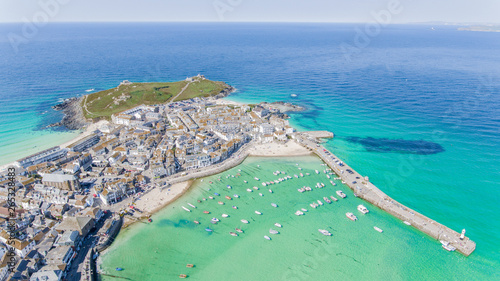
[0,20,498,25]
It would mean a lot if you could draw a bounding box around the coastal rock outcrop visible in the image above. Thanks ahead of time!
[52,97,89,130]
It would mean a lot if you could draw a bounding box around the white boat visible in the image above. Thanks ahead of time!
[269,229,279,234]
[275,223,282,228]
[330,181,336,186]
[222,214,229,218]
[298,188,305,193]
[318,229,332,236]
[211,218,220,222]
[441,241,456,252]
[326,174,331,179]
[403,221,411,226]
[253,186,259,190]
[259,193,263,196]
[271,203,278,208]
[336,190,346,198]
[317,200,324,206]
[262,182,267,186]
[269,189,273,193]
[264,235,271,240]
[301,208,308,212]
[254,177,260,181]
[187,203,196,208]
[85,88,95,92]
[244,180,247,183]
[330,195,338,202]
[182,206,191,212]
[229,232,238,237]
[234,194,240,198]
[209,196,214,199]
[247,188,253,192]
[241,219,249,224]
[374,226,383,233]
[295,210,304,216]
[346,212,357,221]
[323,197,331,204]
[255,211,262,215]
[310,203,318,208]
[357,205,369,214]
[315,170,319,174]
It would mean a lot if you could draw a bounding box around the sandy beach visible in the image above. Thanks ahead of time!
[119,181,193,228]
[215,99,245,106]
[248,140,312,157]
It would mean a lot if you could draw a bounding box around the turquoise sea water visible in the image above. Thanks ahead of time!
[0,23,498,279]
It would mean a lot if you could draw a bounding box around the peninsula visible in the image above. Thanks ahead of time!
[0,76,475,281]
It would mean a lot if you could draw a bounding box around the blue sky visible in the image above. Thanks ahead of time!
[0,0,498,24]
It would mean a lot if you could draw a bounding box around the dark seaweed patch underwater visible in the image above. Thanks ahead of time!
[345,137,445,155]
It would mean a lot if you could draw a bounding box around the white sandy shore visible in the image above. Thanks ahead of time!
[215,99,245,106]
[248,140,312,157]
[59,120,110,149]
[133,181,192,214]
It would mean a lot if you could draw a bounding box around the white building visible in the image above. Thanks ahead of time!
[259,124,275,135]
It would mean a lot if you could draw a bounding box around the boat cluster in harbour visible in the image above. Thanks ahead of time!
[176,163,386,248]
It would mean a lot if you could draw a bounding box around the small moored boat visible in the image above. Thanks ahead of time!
[264,235,271,240]
[255,211,262,215]
[269,229,279,234]
[241,219,249,224]
[357,205,369,214]
[182,206,191,212]
[229,232,238,237]
[336,190,346,198]
[318,229,332,236]
[374,226,383,233]
[271,203,278,208]
[222,214,229,218]
[274,223,282,228]
[187,203,196,208]
[346,212,357,221]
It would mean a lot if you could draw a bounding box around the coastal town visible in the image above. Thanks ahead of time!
[0,80,308,280]
[0,76,476,281]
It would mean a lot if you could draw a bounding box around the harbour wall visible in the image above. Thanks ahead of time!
[295,132,476,256]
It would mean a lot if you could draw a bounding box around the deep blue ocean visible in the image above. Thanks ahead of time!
[0,23,499,279]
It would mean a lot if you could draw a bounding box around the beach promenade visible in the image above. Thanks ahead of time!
[294,133,476,256]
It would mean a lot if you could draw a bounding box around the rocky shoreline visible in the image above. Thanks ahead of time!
[50,97,89,130]
[260,101,306,113]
